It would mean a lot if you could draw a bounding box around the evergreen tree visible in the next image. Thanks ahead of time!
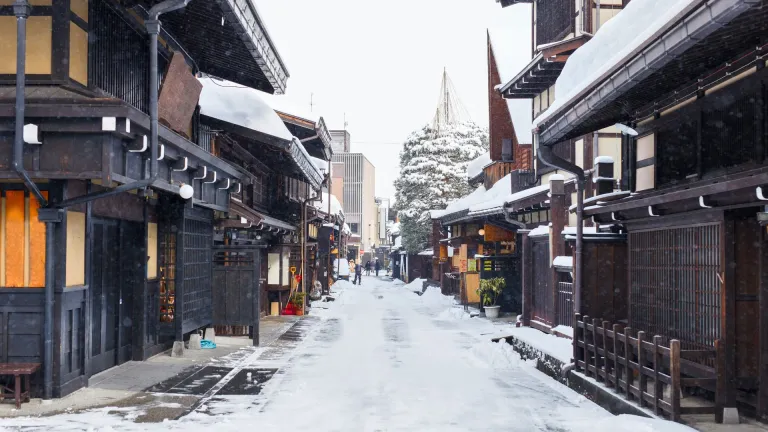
[394,121,488,253]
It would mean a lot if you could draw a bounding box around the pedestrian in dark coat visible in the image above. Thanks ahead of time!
[365,261,372,276]
[375,259,381,276]
[354,262,362,285]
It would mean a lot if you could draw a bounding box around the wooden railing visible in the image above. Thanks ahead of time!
[574,314,725,423]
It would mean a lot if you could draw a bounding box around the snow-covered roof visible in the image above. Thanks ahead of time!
[310,156,329,173]
[533,0,696,129]
[467,153,492,180]
[389,222,401,236]
[487,27,533,145]
[198,77,292,142]
[442,184,487,217]
[562,227,598,235]
[313,192,344,219]
[258,92,321,124]
[468,173,513,214]
[553,256,573,269]
[418,249,434,257]
[503,183,549,208]
[528,224,550,238]
[429,210,446,219]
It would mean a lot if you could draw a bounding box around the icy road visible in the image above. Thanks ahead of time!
[0,276,692,432]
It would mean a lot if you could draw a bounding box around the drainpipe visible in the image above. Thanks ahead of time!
[595,0,601,33]
[13,0,56,400]
[52,0,191,209]
[536,132,585,317]
[13,1,47,207]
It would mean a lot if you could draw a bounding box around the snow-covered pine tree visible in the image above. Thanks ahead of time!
[394,70,488,253]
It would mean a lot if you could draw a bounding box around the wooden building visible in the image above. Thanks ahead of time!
[0,0,288,398]
[532,0,768,422]
[496,0,627,334]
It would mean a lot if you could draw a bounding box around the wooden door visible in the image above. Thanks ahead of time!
[90,219,120,375]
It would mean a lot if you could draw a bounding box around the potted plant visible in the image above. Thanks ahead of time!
[290,292,306,316]
[477,277,505,319]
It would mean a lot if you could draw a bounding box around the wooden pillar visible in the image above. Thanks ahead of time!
[760,224,768,420]
[521,231,532,326]
[722,217,737,408]
[550,175,566,327]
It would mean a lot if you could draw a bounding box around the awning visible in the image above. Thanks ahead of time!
[225,200,297,232]
[498,36,589,99]
[158,0,289,94]
[534,0,767,147]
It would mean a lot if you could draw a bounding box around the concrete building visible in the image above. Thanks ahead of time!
[376,197,390,245]
[330,130,351,153]
[332,153,376,262]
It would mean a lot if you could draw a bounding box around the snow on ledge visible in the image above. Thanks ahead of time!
[467,152,492,180]
[548,174,565,182]
[527,224,550,238]
[553,256,573,269]
[552,325,574,338]
[561,226,597,235]
[594,156,614,164]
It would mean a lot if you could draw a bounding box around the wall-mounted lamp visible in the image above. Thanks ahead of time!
[478,228,486,236]
[179,183,193,200]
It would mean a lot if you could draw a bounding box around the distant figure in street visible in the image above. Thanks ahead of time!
[364,261,372,276]
[354,262,362,285]
[375,259,381,276]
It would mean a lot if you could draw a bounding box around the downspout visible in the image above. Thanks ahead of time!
[13,0,46,207]
[595,0,601,33]
[13,0,55,400]
[536,132,585,317]
[52,0,191,209]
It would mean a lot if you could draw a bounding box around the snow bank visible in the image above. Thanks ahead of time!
[581,414,697,432]
[403,278,425,292]
[436,307,471,321]
[198,77,292,141]
[552,325,574,338]
[534,0,697,129]
[469,340,523,369]
[466,152,492,179]
[420,286,454,307]
[504,325,573,364]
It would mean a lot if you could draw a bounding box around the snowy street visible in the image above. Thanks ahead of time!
[0,277,691,432]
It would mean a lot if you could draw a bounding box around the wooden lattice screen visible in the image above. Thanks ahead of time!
[629,224,721,350]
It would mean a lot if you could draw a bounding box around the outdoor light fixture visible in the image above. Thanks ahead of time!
[614,123,639,136]
[178,183,193,200]
[478,228,485,236]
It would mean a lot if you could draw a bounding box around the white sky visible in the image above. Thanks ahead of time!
[254,0,532,202]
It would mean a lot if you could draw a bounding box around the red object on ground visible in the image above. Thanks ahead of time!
[282,303,296,315]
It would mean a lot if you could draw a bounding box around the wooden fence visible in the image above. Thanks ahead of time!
[574,314,725,423]
[556,281,573,328]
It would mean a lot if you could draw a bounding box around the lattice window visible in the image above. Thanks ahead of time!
[182,218,213,331]
[159,230,177,323]
[629,224,721,350]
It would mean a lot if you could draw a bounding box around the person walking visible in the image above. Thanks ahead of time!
[353,261,362,285]
[375,259,381,277]
[364,260,371,276]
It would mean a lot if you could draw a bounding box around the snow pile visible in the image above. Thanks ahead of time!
[552,325,575,338]
[436,307,471,321]
[198,77,292,141]
[420,286,454,307]
[527,224,550,237]
[534,0,697,128]
[469,340,522,369]
[466,152,492,180]
[573,415,698,432]
[403,278,426,292]
[505,326,574,364]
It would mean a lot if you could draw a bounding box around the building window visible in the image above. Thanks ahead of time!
[502,138,513,161]
[350,223,359,234]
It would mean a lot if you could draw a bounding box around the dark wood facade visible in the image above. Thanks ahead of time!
[0,0,289,398]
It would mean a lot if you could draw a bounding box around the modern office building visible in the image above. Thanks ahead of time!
[332,153,376,262]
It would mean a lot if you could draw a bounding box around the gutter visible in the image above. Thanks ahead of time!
[537,0,754,146]
[536,132,585,317]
